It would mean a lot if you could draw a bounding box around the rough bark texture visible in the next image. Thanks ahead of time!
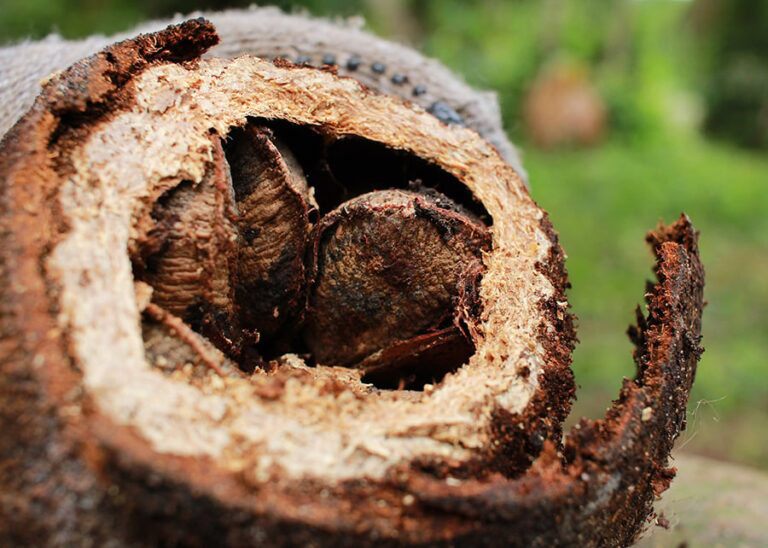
[0,19,704,547]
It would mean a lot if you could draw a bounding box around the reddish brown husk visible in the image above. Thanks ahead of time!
[0,19,704,547]
[405,215,704,547]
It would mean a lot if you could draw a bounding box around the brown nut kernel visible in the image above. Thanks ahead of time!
[225,124,315,345]
[134,139,239,342]
[303,189,491,384]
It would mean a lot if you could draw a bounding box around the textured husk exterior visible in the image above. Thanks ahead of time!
[0,20,704,546]
[0,8,524,179]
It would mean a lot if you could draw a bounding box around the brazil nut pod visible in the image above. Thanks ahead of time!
[0,20,704,547]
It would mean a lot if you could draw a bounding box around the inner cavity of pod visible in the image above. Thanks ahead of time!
[130,119,493,391]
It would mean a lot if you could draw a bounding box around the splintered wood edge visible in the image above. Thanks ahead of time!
[406,215,705,546]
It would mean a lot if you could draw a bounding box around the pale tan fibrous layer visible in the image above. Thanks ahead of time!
[46,53,558,482]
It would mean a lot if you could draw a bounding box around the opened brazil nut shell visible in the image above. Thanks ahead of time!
[0,19,704,546]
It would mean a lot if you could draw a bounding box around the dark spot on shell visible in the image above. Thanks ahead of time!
[322,53,337,66]
[427,101,466,127]
[243,226,261,244]
[413,85,427,96]
[391,73,407,85]
[295,55,311,65]
[371,62,386,74]
[346,56,361,71]
[413,199,455,239]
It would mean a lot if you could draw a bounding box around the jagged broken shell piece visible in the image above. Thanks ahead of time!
[0,19,704,546]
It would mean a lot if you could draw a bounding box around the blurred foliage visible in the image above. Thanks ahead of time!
[0,0,368,44]
[1,0,766,468]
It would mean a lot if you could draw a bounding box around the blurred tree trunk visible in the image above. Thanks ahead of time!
[690,0,768,149]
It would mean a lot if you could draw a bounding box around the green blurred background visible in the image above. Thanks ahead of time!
[2,0,766,469]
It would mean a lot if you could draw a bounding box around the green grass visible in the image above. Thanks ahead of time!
[524,135,768,467]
